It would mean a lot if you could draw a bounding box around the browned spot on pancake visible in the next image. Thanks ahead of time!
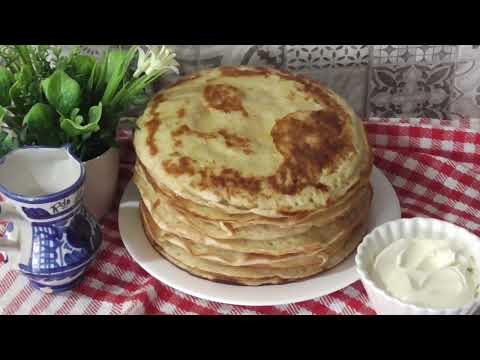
[163,156,196,177]
[288,91,295,101]
[220,66,271,77]
[139,161,191,206]
[303,82,345,116]
[145,119,160,155]
[153,199,161,209]
[174,139,182,147]
[177,108,186,118]
[315,183,329,192]
[204,84,248,117]
[149,94,165,117]
[151,93,165,106]
[171,125,252,154]
[198,167,261,196]
[278,70,348,120]
[267,110,354,195]
[217,129,252,154]
[277,209,311,217]
[172,125,217,140]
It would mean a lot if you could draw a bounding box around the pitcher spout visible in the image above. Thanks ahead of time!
[0,145,85,207]
[62,143,77,157]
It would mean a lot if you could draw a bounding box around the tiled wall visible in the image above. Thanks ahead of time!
[76,45,480,120]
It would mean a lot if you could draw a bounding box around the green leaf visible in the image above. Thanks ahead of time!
[86,54,109,100]
[23,103,61,146]
[132,93,150,105]
[9,79,25,112]
[0,67,14,106]
[0,105,6,123]
[74,115,84,125]
[70,107,81,119]
[0,130,7,143]
[41,70,81,117]
[60,117,100,137]
[27,78,42,103]
[88,102,102,124]
[0,131,19,157]
[69,55,95,87]
[94,55,109,95]
[13,45,35,75]
[101,46,138,106]
[87,62,98,94]
[7,65,35,113]
[109,69,161,112]
[59,101,102,139]
[23,102,55,127]
[105,50,126,83]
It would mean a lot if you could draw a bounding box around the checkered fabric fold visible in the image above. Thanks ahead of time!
[1,117,479,315]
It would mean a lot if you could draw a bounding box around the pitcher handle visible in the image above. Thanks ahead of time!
[0,204,24,267]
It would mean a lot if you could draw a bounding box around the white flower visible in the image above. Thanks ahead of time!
[133,47,149,78]
[133,45,179,78]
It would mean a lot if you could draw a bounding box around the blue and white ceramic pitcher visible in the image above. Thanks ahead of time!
[0,145,102,293]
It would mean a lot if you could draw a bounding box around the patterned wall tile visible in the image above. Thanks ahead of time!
[367,62,456,119]
[195,45,225,70]
[238,45,285,68]
[79,45,113,58]
[59,45,480,121]
[60,45,114,58]
[196,45,286,70]
[285,45,369,71]
[168,45,200,75]
[450,60,480,119]
[373,45,457,65]
[281,45,370,117]
[458,45,480,60]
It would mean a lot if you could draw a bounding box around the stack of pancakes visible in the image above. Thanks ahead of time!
[133,66,373,285]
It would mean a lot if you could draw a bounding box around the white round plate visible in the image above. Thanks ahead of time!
[118,166,401,306]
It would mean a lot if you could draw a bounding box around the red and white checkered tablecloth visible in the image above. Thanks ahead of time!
[1,117,480,315]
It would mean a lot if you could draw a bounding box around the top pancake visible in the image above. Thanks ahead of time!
[134,66,372,216]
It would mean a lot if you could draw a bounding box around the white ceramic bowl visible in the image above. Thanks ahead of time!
[356,217,480,315]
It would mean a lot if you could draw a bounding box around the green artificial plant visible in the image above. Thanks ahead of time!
[0,45,179,161]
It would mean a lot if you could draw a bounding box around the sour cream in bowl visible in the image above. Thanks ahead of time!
[356,218,480,315]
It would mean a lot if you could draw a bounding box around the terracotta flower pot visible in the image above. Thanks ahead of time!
[83,147,120,221]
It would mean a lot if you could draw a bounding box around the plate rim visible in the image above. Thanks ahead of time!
[118,166,401,306]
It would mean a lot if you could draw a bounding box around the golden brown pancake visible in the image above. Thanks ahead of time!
[136,165,372,249]
[140,199,369,268]
[133,66,373,285]
[143,208,369,286]
[134,66,372,217]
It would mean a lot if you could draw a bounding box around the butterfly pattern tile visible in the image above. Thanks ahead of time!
[368,63,455,119]
[450,47,480,119]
